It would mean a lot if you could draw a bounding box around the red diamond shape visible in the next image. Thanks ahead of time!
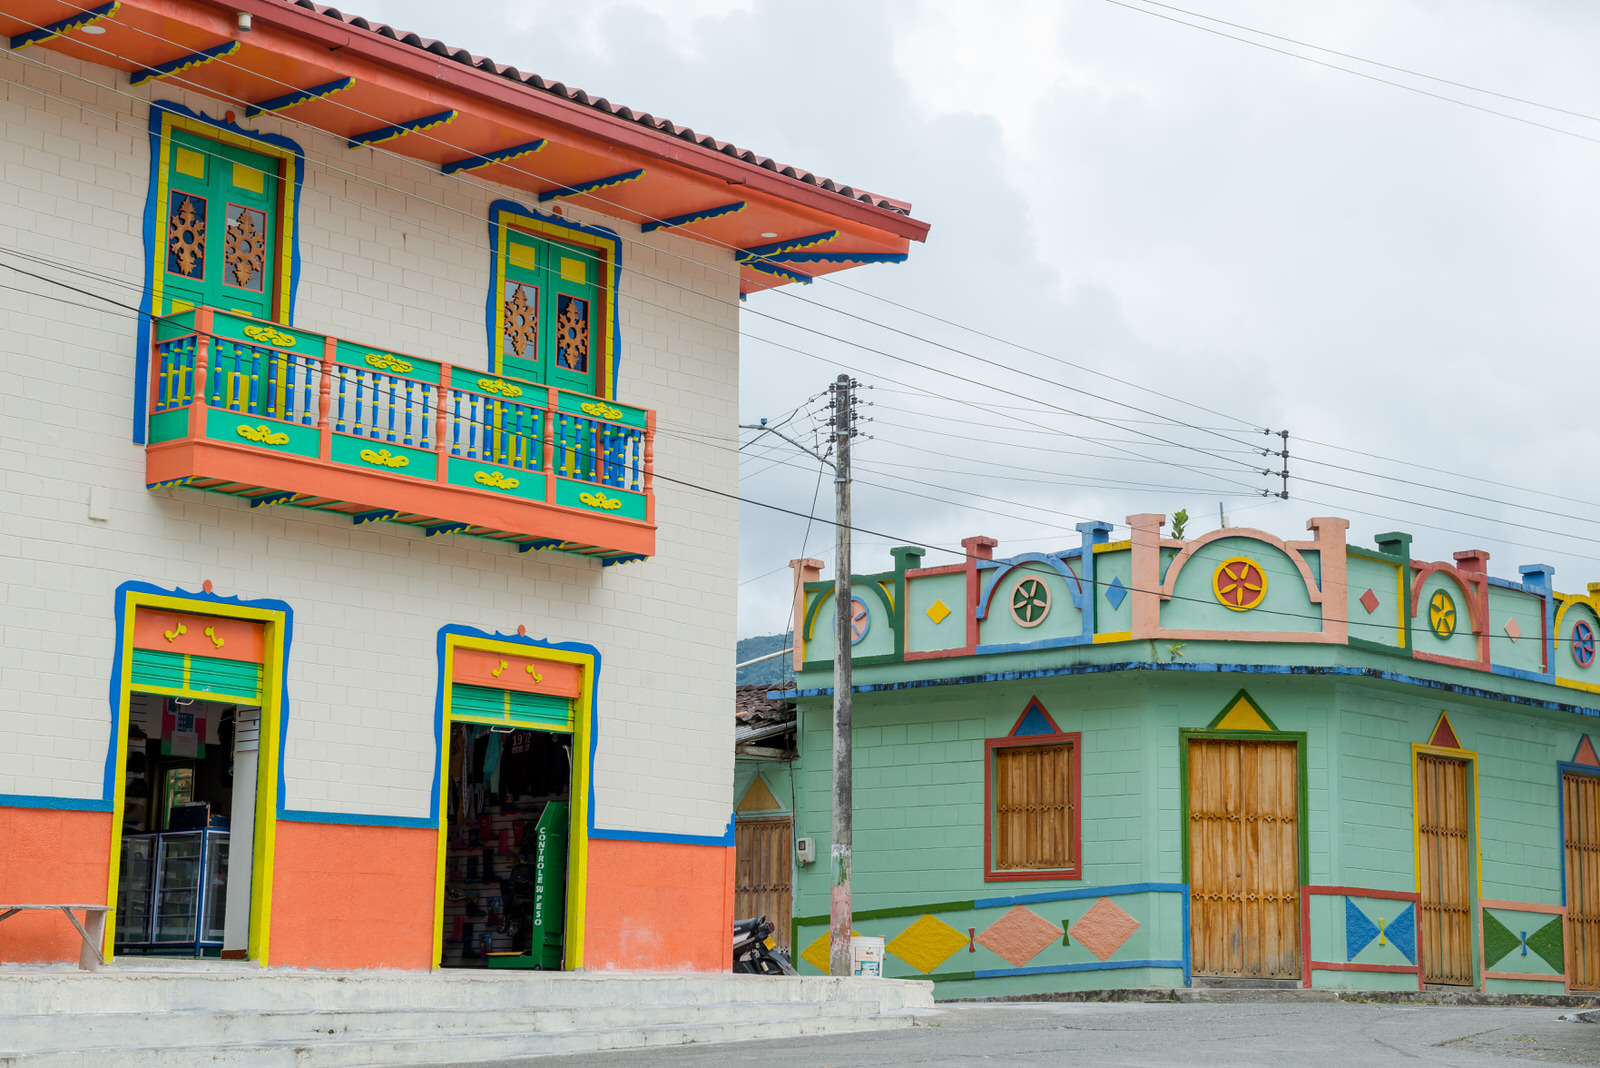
[1359,588,1379,614]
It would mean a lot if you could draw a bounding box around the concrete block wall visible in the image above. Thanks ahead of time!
[794,676,1159,910]
[0,46,739,838]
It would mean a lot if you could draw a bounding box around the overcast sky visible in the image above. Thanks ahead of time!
[363,0,1600,640]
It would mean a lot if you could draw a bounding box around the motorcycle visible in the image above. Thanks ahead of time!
[732,915,798,975]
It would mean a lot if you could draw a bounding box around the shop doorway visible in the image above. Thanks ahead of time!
[440,723,572,969]
[114,693,259,957]
[1186,738,1302,980]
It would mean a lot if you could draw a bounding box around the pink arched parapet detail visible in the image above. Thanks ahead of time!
[1126,514,1349,644]
[1409,552,1490,669]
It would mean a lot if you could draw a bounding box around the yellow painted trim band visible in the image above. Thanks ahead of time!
[1092,630,1133,644]
[1093,541,1131,554]
[1396,562,1407,649]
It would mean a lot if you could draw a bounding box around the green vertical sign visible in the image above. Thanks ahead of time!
[531,800,569,969]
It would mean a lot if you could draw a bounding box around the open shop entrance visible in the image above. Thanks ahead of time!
[114,693,261,958]
[442,723,572,969]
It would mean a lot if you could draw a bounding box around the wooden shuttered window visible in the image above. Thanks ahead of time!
[994,742,1074,871]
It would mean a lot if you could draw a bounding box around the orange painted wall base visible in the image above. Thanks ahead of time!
[269,821,436,969]
[0,806,112,964]
[583,838,735,971]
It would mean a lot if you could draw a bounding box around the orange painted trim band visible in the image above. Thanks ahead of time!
[132,608,265,662]
[1480,899,1564,915]
[146,436,655,555]
[452,648,582,698]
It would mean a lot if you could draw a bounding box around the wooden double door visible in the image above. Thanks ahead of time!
[734,818,793,951]
[1566,772,1600,989]
[1416,754,1474,985]
[1188,739,1301,979]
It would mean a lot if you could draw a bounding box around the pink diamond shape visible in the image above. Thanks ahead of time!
[1069,897,1140,962]
[975,906,1064,968]
[1505,617,1523,642]
[1360,588,1379,614]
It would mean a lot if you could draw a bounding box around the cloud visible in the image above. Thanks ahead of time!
[358,0,1600,640]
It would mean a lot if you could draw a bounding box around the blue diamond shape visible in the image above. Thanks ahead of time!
[1105,576,1127,610]
[1345,897,1378,961]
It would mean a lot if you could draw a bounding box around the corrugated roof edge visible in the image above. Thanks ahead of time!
[282,0,914,217]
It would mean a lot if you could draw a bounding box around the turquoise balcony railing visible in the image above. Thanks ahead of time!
[146,308,655,564]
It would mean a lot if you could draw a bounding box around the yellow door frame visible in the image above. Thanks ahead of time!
[105,589,286,964]
[431,632,594,970]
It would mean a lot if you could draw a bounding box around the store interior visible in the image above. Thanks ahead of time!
[441,723,572,969]
[115,693,250,957]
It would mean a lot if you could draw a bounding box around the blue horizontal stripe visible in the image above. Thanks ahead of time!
[775,660,1600,719]
[971,959,1184,979]
[975,881,1187,910]
[277,808,435,829]
[0,793,115,812]
[589,824,735,847]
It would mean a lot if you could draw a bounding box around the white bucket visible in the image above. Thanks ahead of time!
[850,935,885,978]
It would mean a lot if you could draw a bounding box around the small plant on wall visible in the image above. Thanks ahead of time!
[1170,508,1189,539]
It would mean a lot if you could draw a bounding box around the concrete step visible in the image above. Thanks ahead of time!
[0,1007,922,1068]
[0,970,928,1017]
[0,968,935,1066]
[0,997,889,1050]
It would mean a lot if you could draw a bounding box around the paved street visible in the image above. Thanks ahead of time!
[441,1002,1600,1068]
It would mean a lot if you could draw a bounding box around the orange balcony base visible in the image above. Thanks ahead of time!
[147,437,654,565]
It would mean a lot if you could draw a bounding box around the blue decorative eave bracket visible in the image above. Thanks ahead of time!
[130,41,240,88]
[443,139,548,176]
[348,110,459,149]
[246,77,354,118]
[537,169,645,203]
[10,1,119,49]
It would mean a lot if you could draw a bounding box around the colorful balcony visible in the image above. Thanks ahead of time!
[145,309,655,564]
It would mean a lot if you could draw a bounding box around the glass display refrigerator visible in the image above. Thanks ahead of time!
[114,830,229,956]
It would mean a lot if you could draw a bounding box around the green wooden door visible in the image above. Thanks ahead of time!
[161,130,280,320]
[545,244,599,396]
[497,229,599,396]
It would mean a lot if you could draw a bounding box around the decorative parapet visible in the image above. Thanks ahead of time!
[790,514,1600,704]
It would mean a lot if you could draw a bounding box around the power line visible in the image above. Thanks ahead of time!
[15,1,1274,447]
[9,19,1597,569]
[1103,0,1600,148]
[9,259,1588,643]
[1135,0,1600,127]
[0,10,1282,465]
[10,251,1595,572]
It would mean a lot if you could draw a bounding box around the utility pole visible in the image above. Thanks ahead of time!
[828,373,856,977]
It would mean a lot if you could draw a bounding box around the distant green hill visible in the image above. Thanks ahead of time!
[736,632,791,688]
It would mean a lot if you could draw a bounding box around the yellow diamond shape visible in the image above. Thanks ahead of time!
[886,914,969,974]
[799,928,857,973]
[926,599,951,624]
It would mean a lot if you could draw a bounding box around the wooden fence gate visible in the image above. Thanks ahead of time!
[1188,739,1301,979]
[734,818,792,951]
[1565,772,1600,989]
[1416,753,1473,985]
